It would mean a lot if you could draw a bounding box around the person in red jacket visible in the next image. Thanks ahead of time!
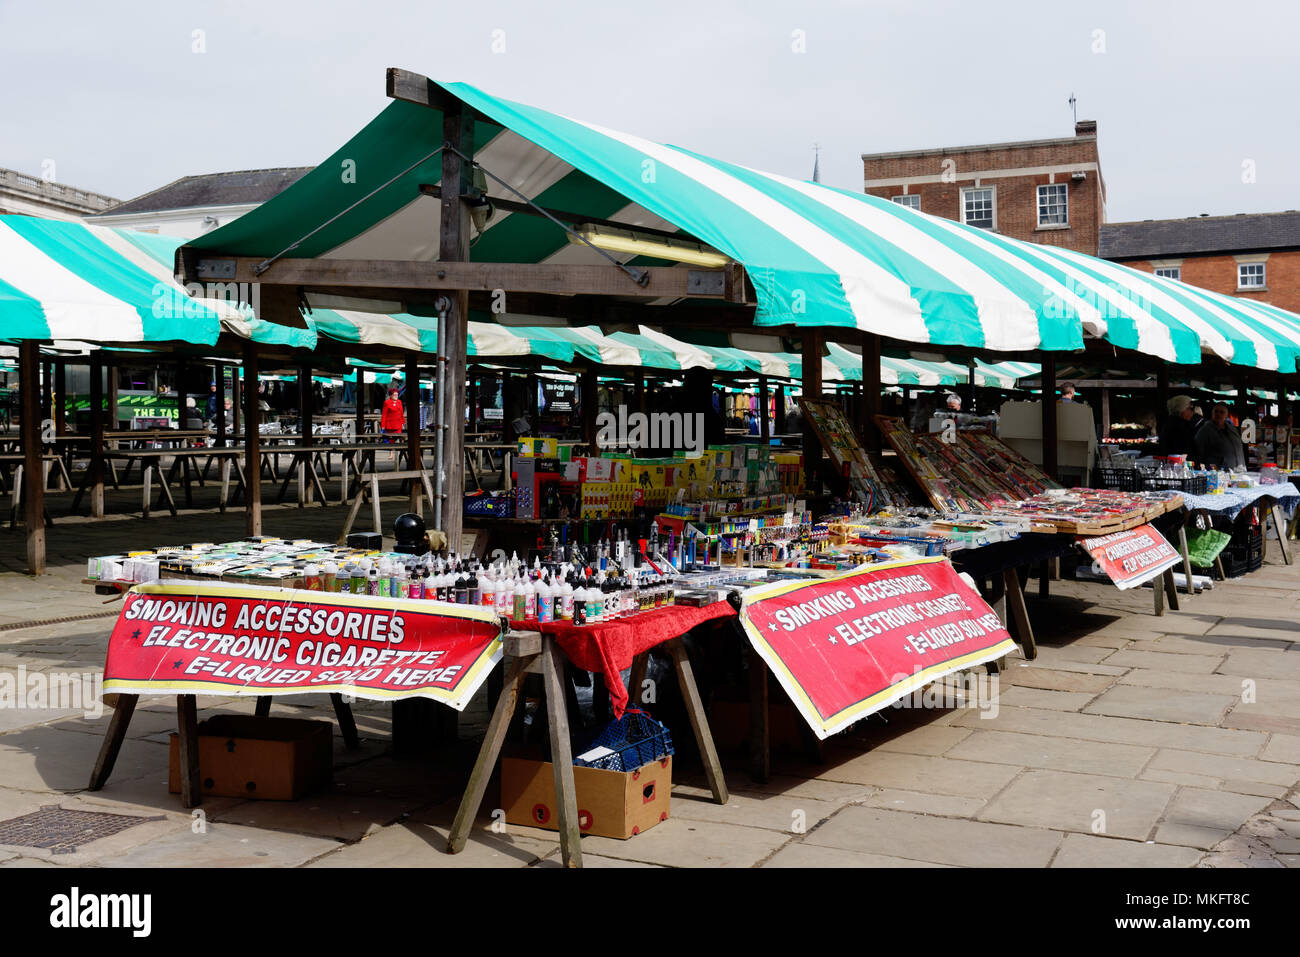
[381,386,404,461]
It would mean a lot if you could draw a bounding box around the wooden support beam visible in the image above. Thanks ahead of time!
[581,366,598,451]
[438,100,473,553]
[243,342,262,536]
[40,360,52,423]
[354,367,366,439]
[861,333,882,452]
[20,341,45,575]
[802,331,823,491]
[89,356,105,519]
[406,354,422,511]
[1041,356,1058,482]
[213,362,227,447]
[758,374,770,439]
[775,383,787,434]
[54,360,67,436]
[190,256,730,300]
[386,66,464,112]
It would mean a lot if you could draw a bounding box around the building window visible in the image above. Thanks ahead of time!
[961,187,995,229]
[892,194,920,210]
[1153,266,1181,281]
[1238,262,1266,289]
[1037,184,1068,226]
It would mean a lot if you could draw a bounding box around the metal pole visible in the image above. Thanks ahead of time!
[433,296,450,531]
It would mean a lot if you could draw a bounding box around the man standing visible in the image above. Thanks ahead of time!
[206,382,219,420]
[1158,395,1196,457]
[1194,403,1246,469]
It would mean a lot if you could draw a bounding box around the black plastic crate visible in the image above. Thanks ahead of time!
[1220,543,1263,578]
[1096,467,1143,492]
[1143,474,1209,495]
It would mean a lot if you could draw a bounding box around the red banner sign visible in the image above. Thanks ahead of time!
[738,557,1018,739]
[103,582,502,709]
[1079,524,1181,590]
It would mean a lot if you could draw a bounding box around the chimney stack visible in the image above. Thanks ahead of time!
[1075,119,1097,137]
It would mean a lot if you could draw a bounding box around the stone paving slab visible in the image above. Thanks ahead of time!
[1083,685,1237,725]
[1262,734,1300,764]
[763,842,950,867]
[565,817,790,867]
[803,806,1062,867]
[858,787,986,818]
[948,729,1155,778]
[977,769,1176,840]
[87,821,343,867]
[994,686,1097,712]
[1146,748,1300,787]
[1050,832,1204,867]
[952,704,1267,756]
[1003,667,1116,694]
[807,750,1022,798]
[1153,788,1274,850]
[1102,649,1226,673]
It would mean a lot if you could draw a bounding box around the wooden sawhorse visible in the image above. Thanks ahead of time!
[88,692,362,808]
[447,630,728,868]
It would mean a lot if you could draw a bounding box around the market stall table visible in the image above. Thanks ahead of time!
[447,602,734,867]
[1175,482,1299,570]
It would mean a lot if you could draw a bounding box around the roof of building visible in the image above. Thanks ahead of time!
[1100,210,1300,259]
[95,167,312,216]
[861,125,1096,162]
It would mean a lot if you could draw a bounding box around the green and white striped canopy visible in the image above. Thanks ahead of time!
[188,79,1300,372]
[0,215,318,350]
[0,215,231,345]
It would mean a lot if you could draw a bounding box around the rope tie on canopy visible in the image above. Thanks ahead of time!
[253,146,448,275]
[445,144,650,288]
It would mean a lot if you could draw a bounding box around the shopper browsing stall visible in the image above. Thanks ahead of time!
[1194,403,1246,470]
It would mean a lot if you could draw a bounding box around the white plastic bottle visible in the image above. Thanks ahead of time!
[524,576,538,620]
[559,576,574,621]
[537,576,554,623]
[482,570,496,609]
[497,575,513,617]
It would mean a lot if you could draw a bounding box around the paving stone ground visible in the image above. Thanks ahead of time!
[0,498,1297,867]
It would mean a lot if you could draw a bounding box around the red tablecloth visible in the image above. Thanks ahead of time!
[512,602,737,716]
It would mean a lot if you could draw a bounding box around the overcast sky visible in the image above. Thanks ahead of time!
[2,0,1296,223]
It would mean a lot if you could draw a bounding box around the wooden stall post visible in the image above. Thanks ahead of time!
[775,383,787,434]
[861,333,882,452]
[20,342,46,574]
[89,355,105,518]
[354,367,366,439]
[40,360,52,424]
[298,363,313,504]
[1156,365,1170,418]
[802,331,823,491]
[581,366,598,451]
[1101,387,1111,440]
[243,343,262,536]
[231,361,241,438]
[54,360,67,436]
[108,362,118,430]
[213,362,227,447]
[758,374,771,439]
[438,100,474,553]
[1041,355,1058,482]
[406,354,422,510]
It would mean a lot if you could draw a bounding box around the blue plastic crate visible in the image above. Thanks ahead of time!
[573,709,674,772]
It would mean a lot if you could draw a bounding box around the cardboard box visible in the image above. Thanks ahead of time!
[168,715,332,801]
[501,755,672,839]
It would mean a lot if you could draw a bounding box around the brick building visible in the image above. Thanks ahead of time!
[862,120,1106,255]
[1099,211,1300,313]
